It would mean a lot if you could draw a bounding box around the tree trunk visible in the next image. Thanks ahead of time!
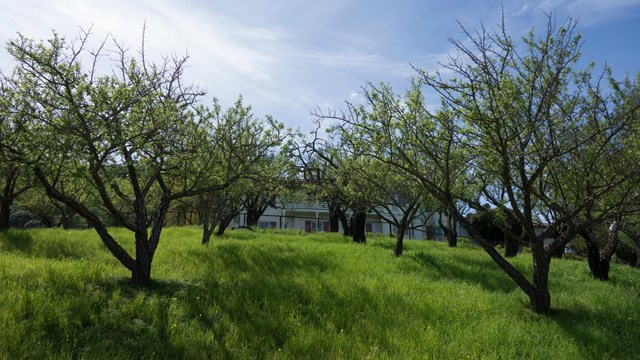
[395,227,405,257]
[131,255,152,286]
[0,199,11,231]
[581,219,619,281]
[339,212,351,236]
[215,215,235,237]
[600,219,620,272]
[201,217,216,245]
[581,229,607,280]
[502,215,521,257]
[585,237,609,280]
[131,232,153,286]
[549,242,565,259]
[504,235,519,257]
[445,229,457,247]
[351,210,366,244]
[530,246,551,313]
[449,215,457,247]
[245,194,274,227]
[246,207,262,227]
[327,201,341,232]
[458,214,547,313]
[619,224,640,269]
[439,213,457,247]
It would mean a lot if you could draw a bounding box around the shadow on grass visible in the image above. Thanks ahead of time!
[182,242,421,356]
[406,250,519,293]
[0,230,34,252]
[0,229,97,260]
[550,305,639,360]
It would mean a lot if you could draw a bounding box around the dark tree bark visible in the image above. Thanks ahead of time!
[503,217,520,257]
[504,235,519,257]
[245,193,276,227]
[201,217,216,245]
[458,215,549,312]
[395,226,406,257]
[439,212,457,247]
[619,224,640,269]
[131,232,153,286]
[0,165,30,231]
[339,211,351,236]
[531,242,552,313]
[215,213,236,237]
[327,200,341,232]
[245,209,261,227]
[197,191,243,243]
[393,208,418,256]
[0,199,10,231]
[351,209,366,244]
[580,219,620,281]
[549,243,565,259]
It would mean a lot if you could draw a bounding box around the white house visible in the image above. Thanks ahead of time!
[235,198,469,241]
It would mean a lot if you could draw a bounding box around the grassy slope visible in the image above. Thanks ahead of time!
[0,227,638,359]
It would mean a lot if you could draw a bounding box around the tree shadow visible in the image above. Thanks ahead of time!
[0,230,97,260]
[0,230,34,252]
[183,243,423,356]
[549,305,639,359]
[406,250,519,293]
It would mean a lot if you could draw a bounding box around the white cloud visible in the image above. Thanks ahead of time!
[4,0,633,131]
[528,0,640,25]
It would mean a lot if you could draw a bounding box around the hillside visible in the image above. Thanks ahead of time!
[0,227,638,359]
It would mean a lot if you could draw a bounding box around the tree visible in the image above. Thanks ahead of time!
[336,156,373,244]
[195,97,287,242]
[286,127,358,237]
[15,186,82,228]
[322,83,469,248]
[6,30,251,285]
[196,184,245,243]
[243,149,294,228]
[468,207,522,257]
[421,15,632,312]
[546,68,638,279]
[328,15,630,313]
[293,148,347,234]
[0,74,32,230]
[620,222,640,268]
[351,157,432,255]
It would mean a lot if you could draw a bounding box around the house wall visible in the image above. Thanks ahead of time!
[234,198,470,241]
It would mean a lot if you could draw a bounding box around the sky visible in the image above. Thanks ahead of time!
[0,0,638,131]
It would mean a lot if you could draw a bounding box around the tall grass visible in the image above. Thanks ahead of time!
[0,227,638,359]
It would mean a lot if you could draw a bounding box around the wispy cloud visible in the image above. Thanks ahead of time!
[531,0,640,25]
[2,0,636,130]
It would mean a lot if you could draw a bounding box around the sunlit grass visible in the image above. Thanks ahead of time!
[0,227,638,359]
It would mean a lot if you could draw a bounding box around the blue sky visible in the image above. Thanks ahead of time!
[1,0,638,130]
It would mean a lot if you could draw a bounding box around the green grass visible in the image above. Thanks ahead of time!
[0,227,638,359]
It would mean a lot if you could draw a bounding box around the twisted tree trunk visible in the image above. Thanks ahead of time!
[581,219,620,281]
[351,209,366,244]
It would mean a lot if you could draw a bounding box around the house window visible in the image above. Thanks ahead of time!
[366,222,373,233]
[322,221,331,232]
[304,220,316,233]
[259,221,277,229]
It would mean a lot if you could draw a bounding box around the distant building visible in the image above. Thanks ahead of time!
[235,198,469,241]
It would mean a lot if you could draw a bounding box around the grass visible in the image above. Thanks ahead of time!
[0,227,638,359]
